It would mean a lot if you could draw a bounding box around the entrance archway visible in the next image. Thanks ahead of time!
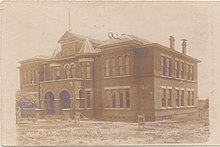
[59,90,70,109]
[44,92,55,115]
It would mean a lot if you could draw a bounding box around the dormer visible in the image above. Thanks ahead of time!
[57,31,101,58]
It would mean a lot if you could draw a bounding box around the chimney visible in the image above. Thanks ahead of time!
[182,39,187,54]
[169,36,175,50]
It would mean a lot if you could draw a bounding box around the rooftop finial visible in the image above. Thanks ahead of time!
[68,8,71,31]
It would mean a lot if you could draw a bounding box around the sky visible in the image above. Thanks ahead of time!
[1,1,220,145]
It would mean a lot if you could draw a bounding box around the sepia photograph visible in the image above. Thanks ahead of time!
[1,1,220,146]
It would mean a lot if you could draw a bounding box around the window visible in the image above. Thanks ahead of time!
[118,56,123,75]
[111,58,116,76]
[105,88,130,109]
[161,56,166,76]
[161,89,166,108]
[187,64,190,80]
[56,67,60,80]
[112,92,116,108]
[191,91,194,106]
[191,65,194,81]
[86,62,91,79]
[105,90,111,108]
[79,90,83,108]
[167,58,172,77]
[119,91,123,108]
[125,55,130,75]
[81,63,86,79]
[167,89,172,107]
[70,64,76,78]
[176,90,180,107]
[105,59,110,76]
[175,60,180,78]
[51,67,55,80]
[187,91,191,106]
[86,91,91,108]
[23,71,27,84]
[31,69,36,84]
[180,90,184,106]
[180,62,184,79]
[64,65,70,78]
[125,89,130,108]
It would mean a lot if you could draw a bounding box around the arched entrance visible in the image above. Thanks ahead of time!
[44,92,55,115]
[59,90,70,109]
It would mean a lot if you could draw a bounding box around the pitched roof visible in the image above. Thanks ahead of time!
[98,34,152,47]
[79,38,96,54]
[51,45,61,59]
[58,31,101,45]
[19,55,50,63]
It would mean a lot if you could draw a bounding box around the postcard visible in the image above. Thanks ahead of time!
[1,1,220,145]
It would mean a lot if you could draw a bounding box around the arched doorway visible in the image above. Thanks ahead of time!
[59,90,70,109]
[44,92,55,115]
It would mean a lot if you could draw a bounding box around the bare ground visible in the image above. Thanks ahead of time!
[16,117,209,145]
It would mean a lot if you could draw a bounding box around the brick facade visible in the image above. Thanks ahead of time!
[18,32,200,121]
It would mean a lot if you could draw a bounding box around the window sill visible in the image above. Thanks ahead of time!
[104,108,131,110]
[104,75,131,79]
[22,84,38,86]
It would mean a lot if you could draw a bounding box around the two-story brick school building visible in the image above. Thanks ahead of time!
[18,31,201,121]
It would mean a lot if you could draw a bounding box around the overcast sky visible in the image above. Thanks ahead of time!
[1,1,220,144]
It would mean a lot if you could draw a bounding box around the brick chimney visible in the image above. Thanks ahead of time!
[182,39,187,54]
[169,36,175,50]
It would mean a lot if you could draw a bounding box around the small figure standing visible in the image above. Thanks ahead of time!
[138,113,145,130]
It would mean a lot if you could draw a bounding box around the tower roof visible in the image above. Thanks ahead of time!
[79,38,96,54]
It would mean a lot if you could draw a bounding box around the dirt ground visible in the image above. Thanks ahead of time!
[16,116,209,145]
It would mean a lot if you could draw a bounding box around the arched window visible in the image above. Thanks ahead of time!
[44,92,55,114]
[111,58,116,76]
[105,58,110,76]
[125,55,130,74]
[118,56,123,75]
[86,62,91,79]
[64,64,70,79]
[70,63,76,78]
[59,90,70,109]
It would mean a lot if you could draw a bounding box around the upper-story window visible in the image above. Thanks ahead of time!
[51,66,60,80]
[166,58,171,77]
[64,65,70,78]
[118,56,123,75]
[175,60,180,78]
[86,62,91,79]
[111,58,116,76]
[105,59,110,76]
[161,56,166,76]
[70,63,76,78]
[125,55,130,75]
[187,64,194,81]
[180,62,184,79]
